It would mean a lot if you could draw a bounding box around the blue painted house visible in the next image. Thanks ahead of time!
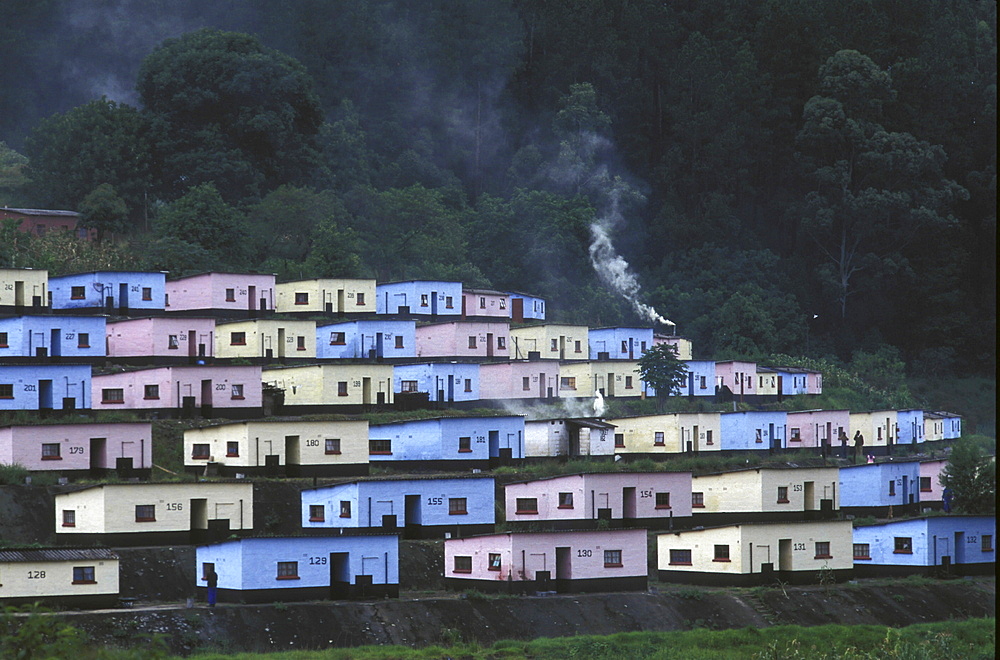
[317,320,416,360]
[895,409,925,448]
[368,415,525,469]
[0,316,106,362]
[839,460,922,516]
[393,362,480,404]
[301,476,495,538]
[0,364,91,411]
[679,360,717,397]
[588,327,654,361]
[376,280,463,317]
[718,411,788,452]
[196,535,399,603]
[765,366,821,396]
[852,515,995,577]
[49,271,166,314]
[506,292,546,322]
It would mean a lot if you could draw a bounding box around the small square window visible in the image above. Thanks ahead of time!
[621,341,629,353]
[655,492,670,509]
[231,384,244,399]
[276,561,299,580]
[445,296,453,308]
[919,477,932,492]
[339,501,351,517]
[448,497,467,515]
[755,429,763,443]
[168,335,179,349]
[296,336,306,351]
[135,504,156,522]
[603,549,622,567]
[560,377,576,390]
[337,381,348,396]
[71,286,86,300]
[853,543,871,560]
[888,480,896,496]
[499,298,507,309]
[394,335,404,349]
[72,566,96,584]
[550,339,558,352]
[0,332,7,347]
[558,492,573,508]
[62,509,76,527]
[982,535,993,552]
[614,433,625,448]
[230,331,246,346]
[420,294,429,307]
[777,486,789,503]
[625,375,634,389]
[0,383,13,399]
[356,292,365,305]
[226,441,239,457]
[144,384,159,400]
[488,553,502,571]
[497,336,506,350]
[141,287,152,301]
[369,439,391,455]
[101,388,124,403]
[692,492,705,507]
[329,332,346,345]
[77,333,90,348]
[458,436,472,452]
[294,292,309,305]
[468,336,477,349]
[654,431,665,446]
[225,288,236,302]
[790,428,801,441]
[192,444,210,459]
[325,438,341,455]
[479,296,486,309]
[464,378,472,392]
[453,556,472,573]
[522,376,531,391]
[401,380,419,393]
[574,340,582,353]
[669,549,692,565]
[309,505,325,522]
[713,545,730,562]
[515,498,538,514]
[894,537,912,554]
[814,541,831,559]
[41,443,61,460]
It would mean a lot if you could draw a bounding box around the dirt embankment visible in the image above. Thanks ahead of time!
[52,578,994,656]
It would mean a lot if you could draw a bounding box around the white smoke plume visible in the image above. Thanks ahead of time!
[588,178,674,326]
[593,389,606,416]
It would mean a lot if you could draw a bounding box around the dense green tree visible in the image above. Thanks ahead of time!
[23,98,151,218]
[0,142,28,206]
[78,183,129,242]
[152,183,245,268]
[636,343,689,411]
[137,28,323,205]
[795,50,967,325]
[940,436,996,514]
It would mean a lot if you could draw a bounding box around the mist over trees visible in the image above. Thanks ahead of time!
[0,0,995,376]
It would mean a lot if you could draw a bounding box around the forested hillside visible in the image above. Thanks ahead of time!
[0,0,994,376]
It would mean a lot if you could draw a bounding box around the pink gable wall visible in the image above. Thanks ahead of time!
[2,422,151,471]
[416,322,511,359]
[786,410,851,448]
[479,362,560,400]
[462,291,511,318]
[166,273,276,312]
[107,317,216,357]
[919,459,947,502]
[92,366,261,410]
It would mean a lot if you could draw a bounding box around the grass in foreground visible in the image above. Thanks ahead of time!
[183,618,995,659]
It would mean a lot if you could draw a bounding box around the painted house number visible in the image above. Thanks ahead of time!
[131,285,140,292]
[3,283,13,290]
[427,497,444,506]
[64,333,75,340]
[639,490,654,498]
[166,503,183,511]
[793,484,803,492]
[352,380,361,387]
[309,556,327,565]
[793,543,807,551]
[577,549,593,557]
[24,384,36,392]
[305,439,320,447]
[476,436,486,443]
[69,447,84,454]
[967,536,978,544]
[215,384,227,391]
[28,570,46,579]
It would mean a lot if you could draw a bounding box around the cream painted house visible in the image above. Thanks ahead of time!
[264,363,395,412]
[275,278,376,315]
[653,334,692,360]
[606,414,682,455]
[184,419,369,477]
[559,360,649,400]
[657,520,854,585]
[509,324,589,360]
[690,466,840,523]
[755,368,779,397]
[55,482,253,546]
[0,268,48,312]
[849,410,898,452]
[215,319,317,360]
[0,548,119,608]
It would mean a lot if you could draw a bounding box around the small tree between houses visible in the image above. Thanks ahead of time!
[636,343,688,411]
[939,436,996,515]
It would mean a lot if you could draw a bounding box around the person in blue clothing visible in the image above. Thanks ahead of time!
[206,567,218,607]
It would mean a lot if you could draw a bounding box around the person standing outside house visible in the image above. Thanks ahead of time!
[853,431,864,464]
[206,566,219,607]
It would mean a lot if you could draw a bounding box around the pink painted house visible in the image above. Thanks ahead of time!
[92,365,262,418]
[106,317,216,363]
[786,409,851,454]
[165,272,276,318]
[444,528,648,593]
[714,360,758,399]
[0,422,152,479]
[415,321,510,360]
[479,361,560,401]
[919,458,948,509]
[461,288,511,319]
[505,472,693,530]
